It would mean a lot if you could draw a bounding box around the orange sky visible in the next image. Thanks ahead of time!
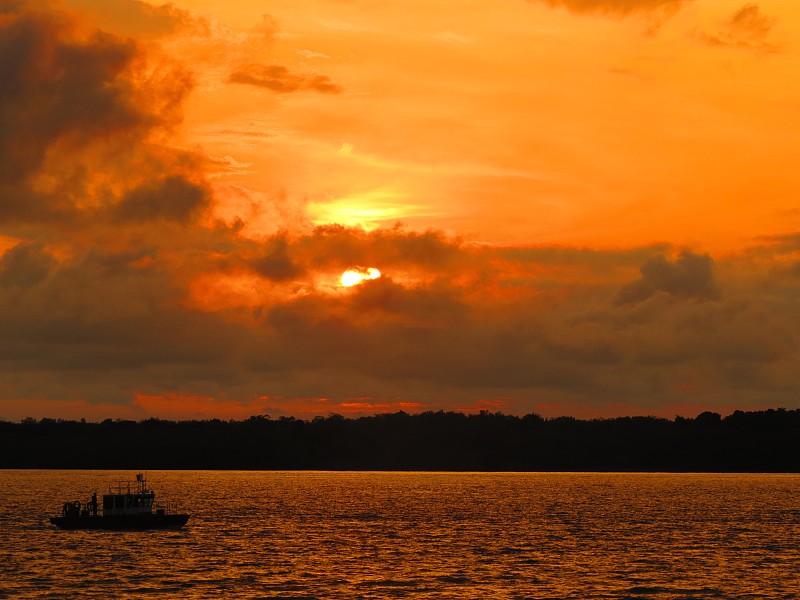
[0,0,799,421]
[168,0,800,251]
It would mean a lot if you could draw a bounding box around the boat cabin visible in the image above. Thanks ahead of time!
[102,474,155,516]
[51,473,189,529]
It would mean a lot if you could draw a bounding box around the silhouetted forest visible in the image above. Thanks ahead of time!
[3,408,800,471]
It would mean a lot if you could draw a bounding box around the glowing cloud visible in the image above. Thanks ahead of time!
[341,267,381,287]
[307,190,422,230]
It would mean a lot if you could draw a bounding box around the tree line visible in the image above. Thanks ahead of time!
[2,408,800,471]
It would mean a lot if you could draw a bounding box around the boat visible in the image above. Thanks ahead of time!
[49,473,189,530]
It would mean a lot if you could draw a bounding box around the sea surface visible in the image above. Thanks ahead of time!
[1,471,799,599]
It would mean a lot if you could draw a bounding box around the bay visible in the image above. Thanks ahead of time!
[2,471,799,598]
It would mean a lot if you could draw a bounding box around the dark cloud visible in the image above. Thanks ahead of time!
[350,277,468,326]
[0,1,234,401]
[761,233,800,252]
[0,0,29,13]
[696,4,778,52]
[616,251,720,305]
[2,218,800,415]
[0,12,141,183]
[531,0,690,17]
[113,176,210,223]
[229,64,342,94]
[0,242,56,288]
[240,232,800,409]
[0,1,194,227]
[298,225,463,271]
[0,236,254,379]
[491,243,670,268]
[249,234,304,281]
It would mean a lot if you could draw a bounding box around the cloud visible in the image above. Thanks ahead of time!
[616,250,720,304]
[531,0,690,17]
[349,277,468,326]
[296,49,330,60]
[696,4,779,52]
[0,0,30,13]
[63,0,204,39]
[0,11,140,182]
[1,1,800,421]
[3,217,800,417]
[758,232,800,252]
[0,242,56,288]
[528,0,691,33]
[0,2,238,387]
[0,0,195,227]
[229,64,342,94]
[298,225,464,272]
[113,175,210,223]
[248,233,304,281]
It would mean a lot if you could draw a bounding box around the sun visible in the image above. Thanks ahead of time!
[341,267,381,287]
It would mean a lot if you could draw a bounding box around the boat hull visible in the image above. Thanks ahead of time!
[50,513,189,530]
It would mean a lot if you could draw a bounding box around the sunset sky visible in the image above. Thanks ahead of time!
[1,0,799,421]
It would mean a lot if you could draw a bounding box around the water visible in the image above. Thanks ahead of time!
[2,471,799,599]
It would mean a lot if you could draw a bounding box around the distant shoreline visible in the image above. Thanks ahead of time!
[3,408,799,472]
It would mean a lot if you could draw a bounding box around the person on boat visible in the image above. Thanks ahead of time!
[90,492,98,516]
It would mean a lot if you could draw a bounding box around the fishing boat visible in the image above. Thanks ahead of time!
[49,473,189,530]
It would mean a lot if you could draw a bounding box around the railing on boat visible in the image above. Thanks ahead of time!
[59,474,185,518]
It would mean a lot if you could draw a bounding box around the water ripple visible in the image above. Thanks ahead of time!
[2,471,800,598]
